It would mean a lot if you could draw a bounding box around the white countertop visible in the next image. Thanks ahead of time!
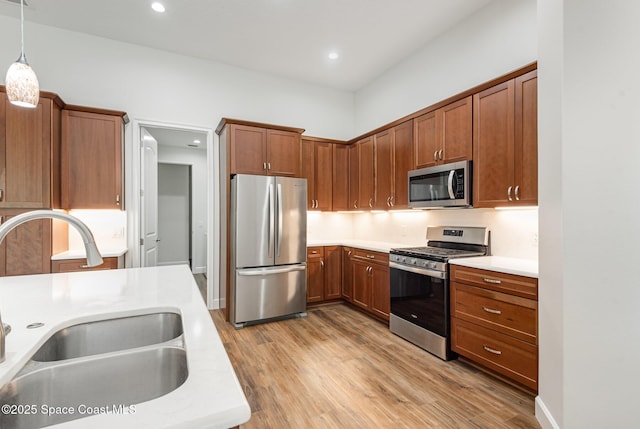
[0,265,250,428]
[449,256,538,278]
[307,239,408,253]
[51,247,128,260]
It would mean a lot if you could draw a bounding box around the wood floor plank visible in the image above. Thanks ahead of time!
[210,303,540,429]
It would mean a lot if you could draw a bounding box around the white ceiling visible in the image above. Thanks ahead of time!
[144,126,208,151]
[0,0,494,91]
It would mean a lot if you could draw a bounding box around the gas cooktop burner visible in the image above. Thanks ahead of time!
[390,246,486,262]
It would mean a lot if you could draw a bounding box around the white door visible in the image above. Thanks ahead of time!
[140,129,159,267]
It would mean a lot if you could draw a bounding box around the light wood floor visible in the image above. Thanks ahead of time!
[210,304,540,429]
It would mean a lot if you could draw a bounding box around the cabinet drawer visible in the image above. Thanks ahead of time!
[452,318,537,391]
[307,247,324,259]
[451,282,537,344]
[351,249,388,265]
[51,257,120,273]
[450,265,537,300]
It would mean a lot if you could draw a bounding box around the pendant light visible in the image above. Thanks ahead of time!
[5,0,39,108]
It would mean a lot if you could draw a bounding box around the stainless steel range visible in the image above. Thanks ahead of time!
[389,226,489,360]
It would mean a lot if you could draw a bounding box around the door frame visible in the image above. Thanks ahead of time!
[128,119,219,310]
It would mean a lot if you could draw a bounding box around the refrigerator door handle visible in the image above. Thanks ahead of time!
[268,183,275,258]
[276,183,283,257]
[237,265,306,276]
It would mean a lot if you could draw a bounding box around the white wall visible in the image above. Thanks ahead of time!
[157,163,191,267]
[354,0,537,134]
[537,1,640,428]
[536,0,563,427]
[311,208,538,260]
[0,16,355,140]
[158,146,208,273]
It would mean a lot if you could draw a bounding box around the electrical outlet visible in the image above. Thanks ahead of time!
[112,227,124,238]
[531,232,538,247]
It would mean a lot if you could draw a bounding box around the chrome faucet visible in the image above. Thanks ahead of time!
[0,210,104,363]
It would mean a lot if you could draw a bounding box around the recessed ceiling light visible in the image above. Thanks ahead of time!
[193,139,201,144]
[151,2,166,13]
[328,52,339,60]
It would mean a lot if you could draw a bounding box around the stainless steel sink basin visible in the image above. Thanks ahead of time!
[31,312,183,361]
[0,347,188,429]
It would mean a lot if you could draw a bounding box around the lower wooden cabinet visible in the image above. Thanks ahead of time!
[450,264,538,391]
[349,249,390,322]
[51,256,123,273]
[306,246,342,303]
[0,209,52,277]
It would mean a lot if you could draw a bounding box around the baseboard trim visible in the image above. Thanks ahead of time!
[193,266,206,274]
[535,396,560,429]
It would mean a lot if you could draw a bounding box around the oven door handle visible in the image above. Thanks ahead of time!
[389,261,447,279]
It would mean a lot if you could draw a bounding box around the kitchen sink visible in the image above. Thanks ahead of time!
[0,346,188,429]
[31,312,183,361]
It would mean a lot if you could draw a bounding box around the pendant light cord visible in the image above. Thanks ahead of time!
[20,0,25,55]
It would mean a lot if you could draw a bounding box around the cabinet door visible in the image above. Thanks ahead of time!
[370,263,390,321]
[324,246,342,300]
[62,110,123,209]
[1,93,53,208]
[391,121,413,208]
[315,142,333,210]
[440,96,473,164]
[514,71,538,206]
[348,144,359,210]
[341,247,353,301]
[413,110,438,169]
[51,257,119,273]
[374,129,393,210]
[0,209,51,277]
[473,80,515,208]
[267,129,301,177]
[301,140,316,209]
[351,259,370,310]
[332,144,349,211]
[358,137,375,209]
[230,124,267,175]
[306,247,325,303]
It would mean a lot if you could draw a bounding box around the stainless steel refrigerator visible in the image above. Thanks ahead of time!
[230,174,307,327]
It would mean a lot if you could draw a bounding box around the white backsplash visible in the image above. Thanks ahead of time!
[67,210,128,251]
[309,208,538,260]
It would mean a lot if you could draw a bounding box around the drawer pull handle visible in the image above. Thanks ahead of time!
[483,345,502,355]
[482,306,502,315]
[367,255,375,259]
[411,314,418,319]
[311,251,318,254]
[483,278,502,284]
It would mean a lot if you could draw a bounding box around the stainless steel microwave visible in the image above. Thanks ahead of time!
[408,160,471,208]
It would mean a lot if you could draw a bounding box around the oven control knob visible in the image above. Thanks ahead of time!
[409,258,417,265]
[428,262,436,269]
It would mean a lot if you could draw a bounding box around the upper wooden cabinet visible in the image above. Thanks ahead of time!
[332,144,349,211]
[473,70,537,208]
[414,96,472,169]
[0,90,62,209]
[61,107,126,209]
[357,137,375,210]
[374,120,413,210]
[302,138,336,211]
[222,120,304,178]
[348,144,359,210]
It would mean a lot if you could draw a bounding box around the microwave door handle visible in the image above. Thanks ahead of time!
[447,170,456,199]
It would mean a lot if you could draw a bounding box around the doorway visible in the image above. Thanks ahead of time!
[134,122,217,308]
[157,163,192,267]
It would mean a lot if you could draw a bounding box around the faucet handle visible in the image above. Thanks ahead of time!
[2,324,10,335]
